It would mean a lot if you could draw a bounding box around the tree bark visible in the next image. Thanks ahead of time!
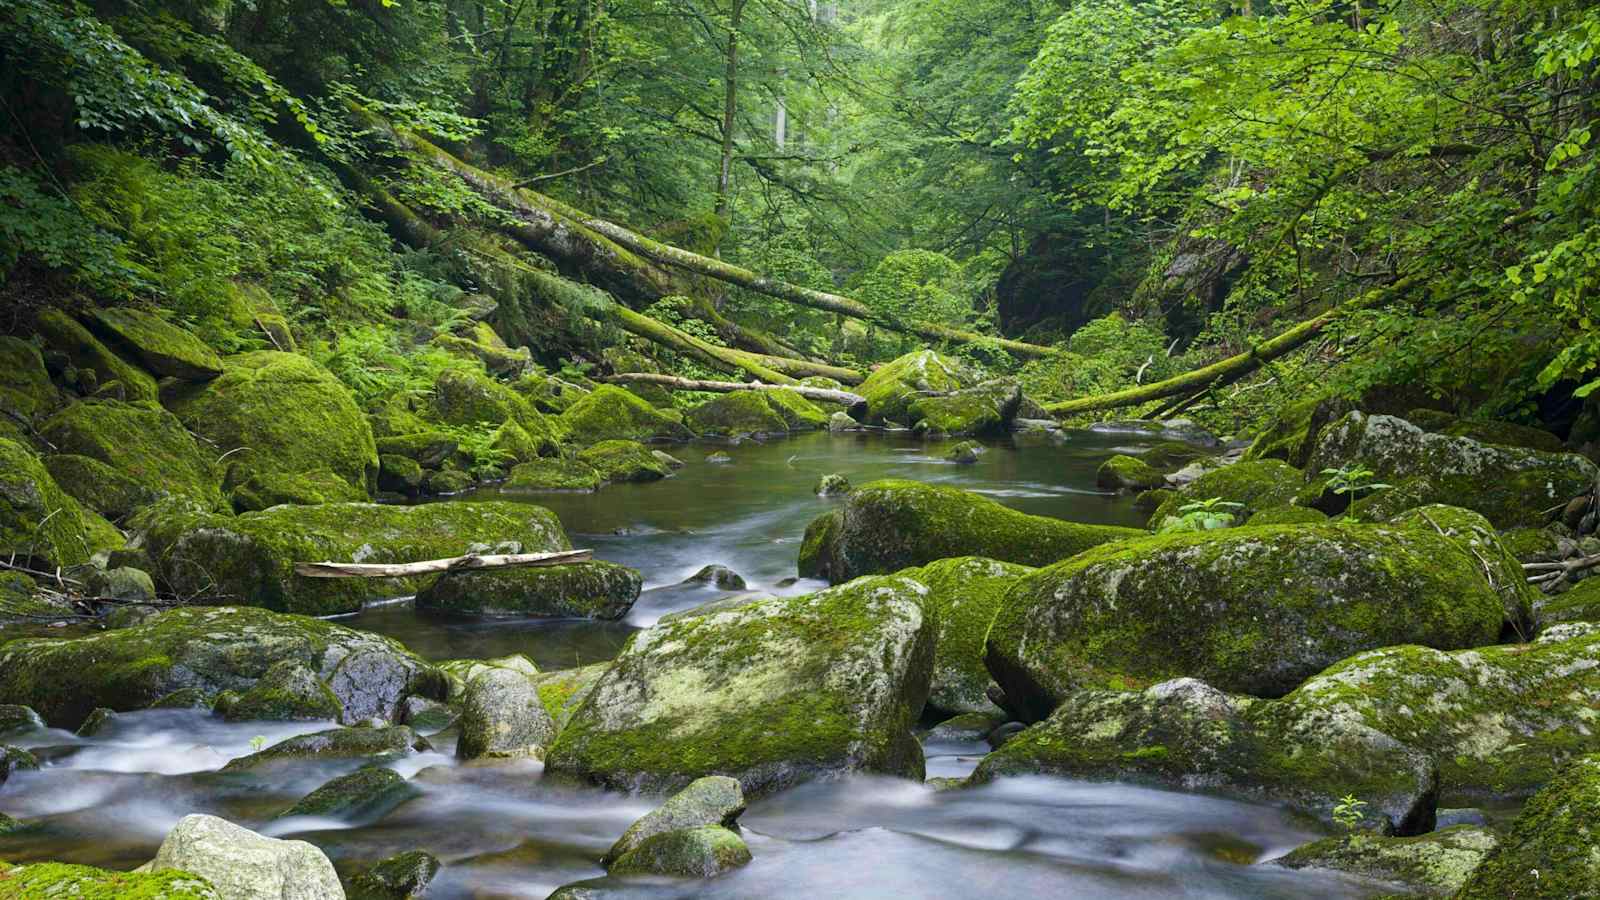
[601,372,867,416]
[715,0,746,220]
[295,549,593,578]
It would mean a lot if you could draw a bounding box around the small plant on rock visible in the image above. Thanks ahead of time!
[1331,794,1368,830]
[1158,497,1244,533]
[1320,465,1391,498]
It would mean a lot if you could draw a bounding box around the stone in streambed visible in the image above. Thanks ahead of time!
[417,561,641,619]
[230,468,366,512]
[223,660,343,722]
[35,308,159,404]
[277,766,417,821]
[148,813,342,900]
[347,849,441,900]
[684,565,747,591]
[222,724,431,772]
[1,744,40,787]
[911,379,1021,436]
[1146,459,1303,529]
[603,775,746,866]
[857,350,974,425]
[946,440,982,464]
[530,662,611,731]
[577,439,672,482]
[1271,825,1498,897]
[814,473,851,496]
[899,556,1032,715]
[0,437,93,569]
[505,457,604,492]
[560,385,692,445]
[686,392,790,438]
[455,666,557,760]
[1096,455,1165,492]
[0,704,45,739]
[1454,754,1600,898]
[608,824,751,878]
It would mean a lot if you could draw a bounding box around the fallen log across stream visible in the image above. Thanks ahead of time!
[294,549,593,579]
[601,373,869,417]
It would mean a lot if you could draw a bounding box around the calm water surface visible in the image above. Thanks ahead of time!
[0,431,1391,898]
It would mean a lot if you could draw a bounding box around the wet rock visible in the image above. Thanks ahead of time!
[277,766,417,821]
[1272,825,1499,896]
[946,441,982,464]
[827,411,859,432]
[347,849,440,900]
[0,336,61,423]
[1455,754,1600,898]
[970,678,1439,834]
[75,707,118,737]
[422,468,474,496]
[398,696,456,734]
[137,500,569,615]
[925,712,1006,744]
[375,431,458,468]
[1088,418,1220,448]
[148,688,211,710]
[577,439,673,482]
[222,725,431,771]
[529,662,611,731]
[230,469,365,512]
[1136,442,1209,470]
[764,389,829,431]
[1243,395,1356,468]
[900,556,1033,715]
[798,479,1144,583]
[1434,808,1489,829]
[224,660,343,722]
[1,745,40,786]
[165,350,377,494]
[705,451,733,464]
[456,667,557,760]
[911,379,1022,436]
[378,454,426,495]
[86,307,223,381]
[433,321,531,377]
[1146,459,1303,529]
[84,565,156,605]
[0,437,93,568]
[546,575,936,797]
[608,824,751,878]
[0,704,45,739]
[986,522,1506,718]
[512,371,587,415]
[986,720,1026,748]
[504,457,603,492]
[857,350,975,425]
[438,654,539,700]
[560,385,693,445]
[35,308,158,403]
[0,812,28,835]
[652,450,686,469]
[1387,505,1536,628]
[1096,455,1165,492]
[149,814,342,899]
[814,473,852,496]
[686,392,790,438]
[0,606,444,729]
[428,369,563,454]
[1536,576,1600,631]
[0,859,218,897]
[603,775,746,866]
[1308,412,1598,527]
[684,565,747,591]
[417,561,641,620]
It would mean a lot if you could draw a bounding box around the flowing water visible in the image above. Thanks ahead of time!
[0,430,1388,898]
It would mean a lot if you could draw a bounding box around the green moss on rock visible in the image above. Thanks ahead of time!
[1388,505,1535,628]
[910,379,1021,436]
[278,766,417,820]
[0,860,219,899]
[764,389,829,431]
[0,438,91,568]
[43,454,151,520]
[577,440,672,482]
[1097,455,1165,492]
[1273,825,1498,896]
[531,662,611,730]
[0,336,60,421]
[35,308,159,404]
[86,308,222,381]
[857,350,974,425]
[603,775,746,867]
[1537,577,1600,630]
[347,849,440,900]
[900,557,1033,715]
[455,666,557,760]
[222,724,431,771]
[560,385,693,445]
[1455,754,1600,898]
[608,824,751,878]
[686,392,789,437]
[504,458,603,492]
[428,368,562,454]
[1147,459,1304,529]
[374,432,458,467]
[41,400,224,514]
[797,479,1142,583]
[223,659,342,722]
[1245,505,1328,525]
[1243,395,1356,468]
[230,468,365,512]
[417,561,641,619]
[1404,408,1565,453]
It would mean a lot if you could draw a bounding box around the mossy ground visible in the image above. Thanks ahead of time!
[0,861,218,899]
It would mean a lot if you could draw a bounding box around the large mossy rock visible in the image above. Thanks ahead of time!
[577,440,672,482]
[229,468,365,512]
[1308,412,1598,528]
[149,814,343,900]
[0,336,60,422]
[560,385,692,445]
[416,561,641,619]
[1387,505,1536,628]
[166,351,377,494]
[0,860,219,899]
[1537,576,1600,630]
[43,453,153,520]
[1455,754,1600,898]
[1272,825,1498,897]
[86,307,223,381]
[0,437,91,568]
[545,574,936,797]
[857,350,974,425]
[277,766,417,821]
[607,824,751,878]
[1275,628,1600,799]
[798,480,1142,583]
[531,662,611,730]
[428,368,562,454]
[1146,459,1304,529]
[222,724,431,771]
[970,677,1440,835]
[35,308,159,403]
[1404,408,1565,453]
[455,666,558,760]
[900,556,1033,715]
[603,775,746,866]
[138,500,569,615]
[1097,455,1165,492]
[0,606,444,729]
[986,523,1505,719]
[1243,395,1355,468]
[223,660,343,722]
[764,389,828,430]
[41,400,223,514]
[504,457,603,492]
[909,378,1021,436]
[685,392,790,437]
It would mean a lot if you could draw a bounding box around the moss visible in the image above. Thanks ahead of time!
[763,389,829,430]
[0,861,219,899]
[1498,526,1563,563]
[856,350,974,425]
[1388,505,1535,628]
[512,372,588,415]
[686,392,789,437]
[797,479,1142,583]
[1275,826,1498,896]
[1243,395,1355,468]
[490,419,541,464]
[577,440,671,482]
[985,522,1506,718]
[1456,755,1600,898]
[34,308,159,404]
[374,431,458,467]
[504,458,603,492]
[377,454,425,495]
[814,473,851,496]
[230,469,365,512]
[278,766,416,820]
[910,379,1021,436]
[545,575,936,797]
[75,500,125,555]
[166,351,378,494]
[416,561,642,619]
[224,660,342,722]
[1537,577,1600,629]
[421,467,474,495]
[1137,442,1208,470]
[221,724,430,771]
[0,337,60,421]
[1096,455,1165,492]
[347,850,440,900]
[85,307,223,381]
[138,499,569,615]
[1245,505,1328,525]
[43,454,149,520]
[40,400,224,515]
[432,321,531,376]
[1147,459,1304,529]
[947,440,981,464]
[900,557,1032,715]
[0,438,91,568]
[1404,408,1565,453]
[608,824,751,877]
[531,662,611,729]
[559,385,692,445]
[428,368,562,454]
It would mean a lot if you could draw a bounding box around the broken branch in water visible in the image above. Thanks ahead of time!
[294,548,593,579]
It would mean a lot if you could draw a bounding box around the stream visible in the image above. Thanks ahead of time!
[0,430,1385,898]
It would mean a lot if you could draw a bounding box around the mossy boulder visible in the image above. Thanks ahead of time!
[1272,825,1498,896]
[488,419,542,464]
[0,606,444,729]
[969,677,1440,835]
[229,468,364,512]
[513,372,589,415]
[1308,412,1598,528]
[899,557,1033,715]
[35,308,159,404]
[138,500,569,615]
[0,703,45,739]
[530,662,611,730]
[1537,576,1600,630]
[560,385,692,445]
[374,431,458,468]
[814,473,851,496]
[686,392,790,437]
[0,336,60,421]
[1403,408,1565,453]
[223,660,342,722]
[433,321,531,377]
[1096,455,1165,492]
[147,814,343,899]
[857,350,974,425]
[1387,505,1536,628]
[85,566,156,604]
[167,351,377,494]
[277,766,417,821]
[222,724,431,771]
[428,368,562,454]
[603,775,746,866]
[1147,459,1304,529]
[577,440,672,482]
[1,745,39,786]
[1243,395,1356,468]
[0,860,219,899]
[545,575,936,797]
[797,479,1142,583]
[1274,628,1600,799]
[1137,441,1209,470]
[608,824,751,878]
[377,455,425,495]
[86,307,223,381]
[1455,754,1600,898]
[909,378,1022,436]
[43,454,152,520]
[504,458,603,492]
[456,666,558,760]
[347,850,440,900]
[946,440,982,464]
[0,571,74,625]
[764,389,829,430]
[1243,505,1328,525]
[986,523,1506,719]
[0,438,91,568]
[41,400,224,514]
[416,561,641,619]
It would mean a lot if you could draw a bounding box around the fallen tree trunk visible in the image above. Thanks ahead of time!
[295,549,593,579]
[1044,275,1421,417]
[602,373,868,416]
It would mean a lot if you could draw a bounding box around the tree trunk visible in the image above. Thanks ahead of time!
[295,549,593,578]
[601,373,867,416]
[715,0,746,221]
